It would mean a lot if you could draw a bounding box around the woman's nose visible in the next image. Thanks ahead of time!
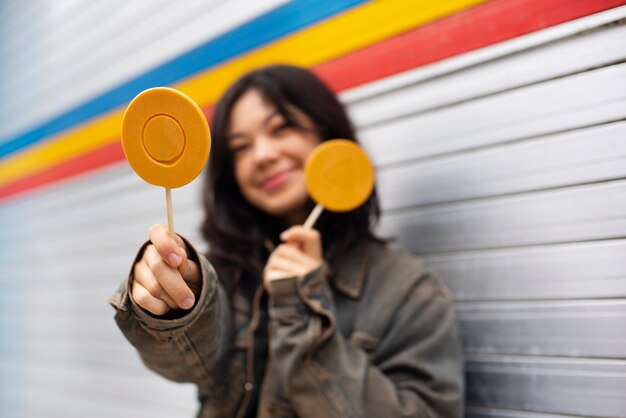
[253,136,279,164]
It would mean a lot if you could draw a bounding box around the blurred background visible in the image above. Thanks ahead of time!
[1,0,626,417]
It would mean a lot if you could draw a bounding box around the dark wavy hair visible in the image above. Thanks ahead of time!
[201,64,380,293]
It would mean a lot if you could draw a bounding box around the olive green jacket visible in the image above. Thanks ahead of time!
[110,239,464,417]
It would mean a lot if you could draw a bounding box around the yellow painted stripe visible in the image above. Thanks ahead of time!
[177,0,487,103]
[1,111,123,182]
[0,0,486,187]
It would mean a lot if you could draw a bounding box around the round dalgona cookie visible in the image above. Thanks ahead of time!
[305,139,374,212]
[121,87,211,189]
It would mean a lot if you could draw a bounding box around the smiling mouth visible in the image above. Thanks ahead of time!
[261,168,296,191]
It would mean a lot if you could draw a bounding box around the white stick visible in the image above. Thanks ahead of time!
[165,187,175,238]
[303,203,324,229]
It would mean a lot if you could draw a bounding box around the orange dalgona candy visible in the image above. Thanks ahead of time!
[305,139,374,212]
[121,87,211,189]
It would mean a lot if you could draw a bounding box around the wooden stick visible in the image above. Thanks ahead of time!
[165,187,175,238]
[303,203,324,229]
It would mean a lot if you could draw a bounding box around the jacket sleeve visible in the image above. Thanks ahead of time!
[264,265,464,418]
[109,239,231,389]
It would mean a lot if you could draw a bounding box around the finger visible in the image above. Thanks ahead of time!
[133,261,178,310]
[280,226,322,259]
[177,246,201,287]
[272,244,319,269]
[266,246,319,278]
[148,223,185,248]
[266,253,304,277]
[132,280,170,316]
[148,224,186,268]
[145,245,195,310]
[264,257,299,285]
[264,268,295,283]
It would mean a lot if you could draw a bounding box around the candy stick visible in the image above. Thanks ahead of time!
[165,188,175,238]
[303,203,324,229]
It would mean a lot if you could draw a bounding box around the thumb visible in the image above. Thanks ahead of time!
[177,246,201,288]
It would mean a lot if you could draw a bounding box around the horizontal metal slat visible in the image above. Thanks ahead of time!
[360,62,626,166]
[466,354,626,417]
[0,178,203,242]
[456,299,626,358]
[378,121,626,211]
[0,376,194,418]
[466,405,581,418]
[423,239,626,301]
[380,180,626,253]
[0,355,197,413]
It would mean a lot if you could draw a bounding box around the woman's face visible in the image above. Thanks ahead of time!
[228,89,322,224]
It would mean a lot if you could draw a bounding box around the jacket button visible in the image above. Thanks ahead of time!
[244,382,254,391]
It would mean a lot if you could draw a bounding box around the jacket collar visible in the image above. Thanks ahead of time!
[328,240,374,299]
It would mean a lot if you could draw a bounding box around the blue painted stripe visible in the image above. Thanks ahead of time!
[0,0,368,158]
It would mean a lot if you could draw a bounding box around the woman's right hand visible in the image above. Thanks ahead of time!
[132,224,201,316]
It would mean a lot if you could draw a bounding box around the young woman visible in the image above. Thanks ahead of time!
[111,65,464,418]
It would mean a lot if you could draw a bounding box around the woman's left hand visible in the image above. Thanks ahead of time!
[263,226,323,290]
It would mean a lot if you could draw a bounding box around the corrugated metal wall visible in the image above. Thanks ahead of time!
[1,1,625,417]
[361,9,626,415]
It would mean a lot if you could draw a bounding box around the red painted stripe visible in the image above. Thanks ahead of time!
[315,0,626,91]
[202,105,215,123]
[0,141,126,203]
[2,0,624,203]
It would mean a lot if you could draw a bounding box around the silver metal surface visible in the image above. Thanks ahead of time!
[360,63,626,167]
[466,355,626,417]
[380,180,626,253]
[377,121,626,211]
[457,300,626,358]
[423,240,626,301]
[466,406,580,418]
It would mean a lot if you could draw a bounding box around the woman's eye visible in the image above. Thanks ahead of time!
[230,143,250,154]
[272,123,290,135]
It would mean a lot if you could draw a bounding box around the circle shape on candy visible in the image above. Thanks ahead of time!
[121,87,211,189]
[305,139,374,212]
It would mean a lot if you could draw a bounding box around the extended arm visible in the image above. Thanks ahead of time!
[110,237,231,388]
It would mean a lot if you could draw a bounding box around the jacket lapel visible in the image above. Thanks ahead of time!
[329,240,373,299]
